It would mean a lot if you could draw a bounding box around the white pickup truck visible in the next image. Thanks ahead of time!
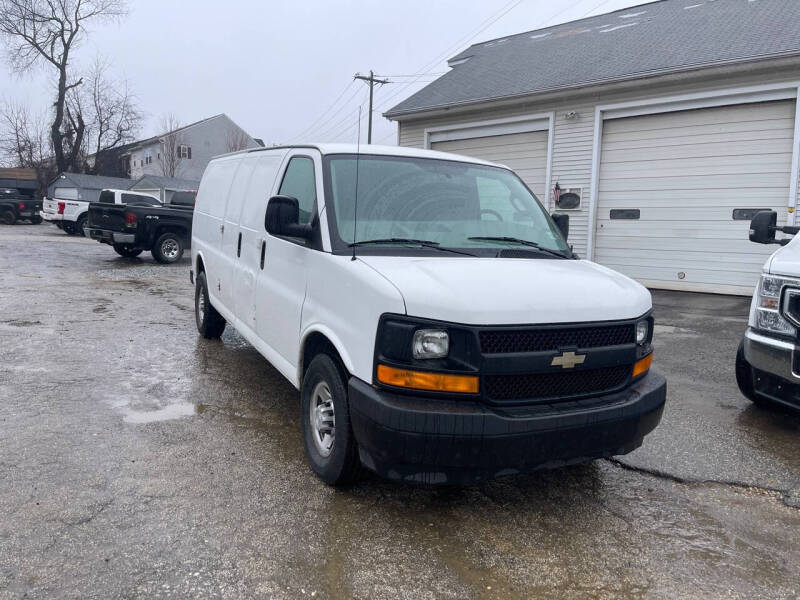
[41,189,159,236]
[736,210,800,411]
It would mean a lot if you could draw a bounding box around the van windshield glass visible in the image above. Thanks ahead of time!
[325,154,569,256]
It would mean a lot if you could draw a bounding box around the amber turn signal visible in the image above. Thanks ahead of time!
[633,353,653,378]
[377,364,479,394]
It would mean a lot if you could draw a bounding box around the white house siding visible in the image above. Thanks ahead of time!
[397,68,800,283]
[129,115,259,181]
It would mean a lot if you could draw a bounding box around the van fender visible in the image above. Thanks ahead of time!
[298,324,356,383]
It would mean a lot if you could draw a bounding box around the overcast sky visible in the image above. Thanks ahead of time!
[0,0,645,147]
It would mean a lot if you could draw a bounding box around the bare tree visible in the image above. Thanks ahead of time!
[0,100,54,193]
[0,0,127,173]
[68,58,141,173]
[157,113,183,178]
[225,128,250,153]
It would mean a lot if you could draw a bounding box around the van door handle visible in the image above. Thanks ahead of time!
[237,232,242,257]
[259,241,266,270]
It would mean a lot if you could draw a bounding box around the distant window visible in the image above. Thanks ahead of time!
[178,144,192,159]
[733,208,769,221]
[122,193,160,206]
[169,191,196,206]
[144,155,152,165]
[278,156,316,224]
[99,190,115,204]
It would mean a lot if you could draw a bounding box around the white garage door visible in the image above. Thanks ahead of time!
[431,130,549,199]
[595,100,796,295]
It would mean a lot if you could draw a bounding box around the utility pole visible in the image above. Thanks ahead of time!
[354,70,390,144]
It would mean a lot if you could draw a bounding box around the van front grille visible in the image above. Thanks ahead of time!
[479,324,635,354]
[484,365,631,402]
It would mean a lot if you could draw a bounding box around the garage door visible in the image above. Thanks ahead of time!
[431,130,549,199]
[53,187,79,200]
[595,100,796,295]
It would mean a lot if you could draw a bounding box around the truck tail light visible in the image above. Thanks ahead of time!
[18,202,25,210]
[57,201,65,214]
[124,211,138,228]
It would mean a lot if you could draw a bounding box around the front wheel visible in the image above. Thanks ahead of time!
[301,354,362,486]
[75,215,88,237]
[113,244,143,258]
[152,232,184,263]
[1,210,16,225]
[195,271,226,339]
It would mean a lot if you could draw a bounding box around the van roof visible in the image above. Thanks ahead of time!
[217,143,500,168]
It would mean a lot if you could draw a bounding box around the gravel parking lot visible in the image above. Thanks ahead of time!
[1,224,799,599]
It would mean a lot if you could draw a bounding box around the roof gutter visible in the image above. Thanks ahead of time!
[384,51,800,120]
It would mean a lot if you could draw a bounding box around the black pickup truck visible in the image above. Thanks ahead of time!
[0,188,42,225]
[87,197,193,263]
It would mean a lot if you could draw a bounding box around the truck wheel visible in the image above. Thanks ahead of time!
[113,244,143,258]
[301,354,362,486]
[75,215,88,237]
[195,271,226,339]
[152,232,184,263]
[62,222,76,235]
[1,210,16,225]
[30,215,42,225]
[736,339,765,405]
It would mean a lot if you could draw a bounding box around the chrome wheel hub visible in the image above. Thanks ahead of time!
[309,381,335,457]
[197,289,206,323]
[162,238,179,260]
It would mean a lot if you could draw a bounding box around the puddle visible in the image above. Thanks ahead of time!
[654,324,698,336]
[121,401,196,424]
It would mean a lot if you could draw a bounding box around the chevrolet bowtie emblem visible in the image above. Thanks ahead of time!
[551,351,586,369]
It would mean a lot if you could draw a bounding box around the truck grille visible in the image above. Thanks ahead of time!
[484,365,631,402]
[479,324,635,354]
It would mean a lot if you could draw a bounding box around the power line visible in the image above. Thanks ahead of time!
[354,70,390,143]
[287,79,357,142]
[301,84,366,141]
[317,88,370,141]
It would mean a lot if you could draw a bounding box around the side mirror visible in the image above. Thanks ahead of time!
[749,211,777,244]
[265,195,312,239]
[551,213,569,240]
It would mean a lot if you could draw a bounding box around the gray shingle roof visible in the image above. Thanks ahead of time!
[386,0,800,117]
[51,173,135,190]
[132,175,200,190]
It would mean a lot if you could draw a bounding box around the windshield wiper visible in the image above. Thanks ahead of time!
[349,238,475,256]
[467,236,570,258]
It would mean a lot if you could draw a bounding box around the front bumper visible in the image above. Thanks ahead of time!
[88,227,136,245]
[743,328,800,409]
[349,371,666,484]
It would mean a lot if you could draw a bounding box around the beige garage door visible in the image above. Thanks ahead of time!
[595,100,796,295]
[431,130,549,199]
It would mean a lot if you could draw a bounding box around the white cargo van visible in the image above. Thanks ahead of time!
[191,144,666,485]
[736,210,800,411]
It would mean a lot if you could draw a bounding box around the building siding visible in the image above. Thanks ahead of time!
[396,68,800,261]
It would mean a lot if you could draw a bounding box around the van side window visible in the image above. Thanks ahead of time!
[278,157,316,224]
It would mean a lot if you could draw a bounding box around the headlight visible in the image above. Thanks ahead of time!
[635,320,649,345]
[412,329,449,359]
[755,275,796,336]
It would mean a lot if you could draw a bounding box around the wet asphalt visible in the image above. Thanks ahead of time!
[0,225,798,599]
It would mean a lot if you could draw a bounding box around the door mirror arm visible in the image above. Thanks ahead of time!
[551,212,569,241]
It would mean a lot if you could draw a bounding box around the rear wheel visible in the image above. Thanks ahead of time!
[195,271,226,339]
[736,339,765,405]
[301,354,362,486]
[62,221,76,235]
[75,215,88,237]
[152,232,183,263]
[1,210,16,225]
[113,244,143,258]
[30,215,42,225]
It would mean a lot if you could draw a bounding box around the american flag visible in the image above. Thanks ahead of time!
[553,182,561,207]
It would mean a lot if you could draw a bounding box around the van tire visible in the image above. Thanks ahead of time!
[152,232,184,263]
[195,271,226,339]
[301,354,362,486]
[113,244,142,258]
[2,210,16,225]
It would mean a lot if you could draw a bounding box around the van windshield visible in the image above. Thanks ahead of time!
[324,154,570,257]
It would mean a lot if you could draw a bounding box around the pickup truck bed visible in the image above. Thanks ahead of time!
[87,202,194,263]
[0,194,42,225]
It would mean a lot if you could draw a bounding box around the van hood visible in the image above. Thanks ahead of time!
[358,256,651,325]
